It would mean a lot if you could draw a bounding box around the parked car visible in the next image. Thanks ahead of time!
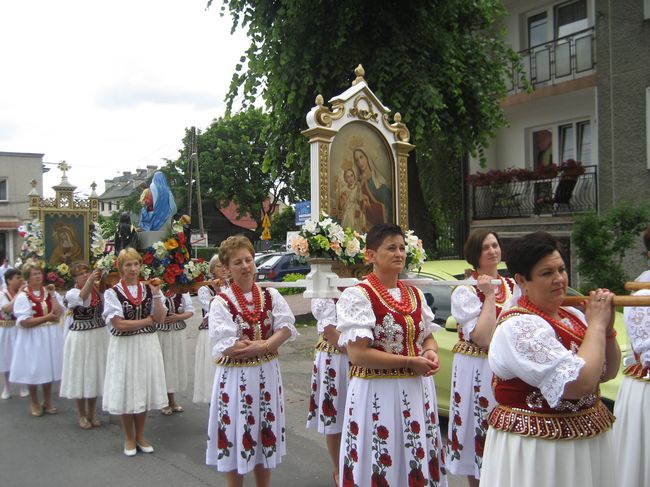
[256,252,311,282]
[415,260,630,416]
[254,252,283,268]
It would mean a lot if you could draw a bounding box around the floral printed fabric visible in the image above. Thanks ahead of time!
[206,359,287,474]
[445,354,495,478]
[306,350,350,434]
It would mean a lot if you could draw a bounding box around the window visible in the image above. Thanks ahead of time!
[101,202,105,212]
[532,129,553,168]
[530,120,592,168]
[559,124,575,161]
[577,121,591,164]
[556,0,588,38]
[0,179,6,201]
[528,12,548,47]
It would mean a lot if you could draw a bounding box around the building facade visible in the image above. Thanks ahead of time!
[0,152,45,263]
[98,165,158,217]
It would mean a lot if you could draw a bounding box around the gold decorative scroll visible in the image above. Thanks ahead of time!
[349,94,378,122]
[382,112,411,143]
[314,94,345,127]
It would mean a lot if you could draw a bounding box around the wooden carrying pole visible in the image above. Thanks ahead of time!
[624,282,650,291]
[562,295,650,307]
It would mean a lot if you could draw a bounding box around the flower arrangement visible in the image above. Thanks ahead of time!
[404,230,427,272]
[466,160,585,186]
[290,214,365,266]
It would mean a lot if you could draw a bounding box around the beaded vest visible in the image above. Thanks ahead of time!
[218,288,274,341]
[110,284,155,336]
[28,290,54,318]
[623,351,650,382]
[69,293,105,331]
[156,293,187,331]
[488,304,614,439]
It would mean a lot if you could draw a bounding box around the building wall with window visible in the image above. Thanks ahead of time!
[0,152,45,264]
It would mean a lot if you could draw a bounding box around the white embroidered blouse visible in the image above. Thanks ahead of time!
[624,287,650,367]
[335,283,441,348]
[209,286,298,357]
[311,298,337,334]
[451,282,520,338]
[488,308,588,408]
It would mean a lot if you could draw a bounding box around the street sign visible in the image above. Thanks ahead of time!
[191,232,209,248]
[295,201,311,225]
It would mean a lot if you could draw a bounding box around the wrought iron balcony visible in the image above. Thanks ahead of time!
[506,27,595,94]
[471,165,598,220]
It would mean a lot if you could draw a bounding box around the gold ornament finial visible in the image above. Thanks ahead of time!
[394,112,402,123]
[352,64,365,86]
[315,94,324,106]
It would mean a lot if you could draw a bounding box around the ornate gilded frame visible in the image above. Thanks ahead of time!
[303,65,414,230]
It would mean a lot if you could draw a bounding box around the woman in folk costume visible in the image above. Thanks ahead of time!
[10,263,65,417]
[336,223,447,487]
[481,232,620,487]
[206,235,297,487]
[194,254,229,404]
[446,229,517,486]
[102,248,168,456]
[157,290,194,415]
[0,268,28,399]
[613,227,650,486]
[306,297,350,486]
[60,263,109,429]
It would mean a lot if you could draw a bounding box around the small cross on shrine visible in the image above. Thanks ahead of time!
[58,160,71,177]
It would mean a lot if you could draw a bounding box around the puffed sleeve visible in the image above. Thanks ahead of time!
[102,288,124,325]
[0,292,8,312]
[267,288,298,341]
[65,288,83,309]
[198,286,212,313]
[488,312,586,408]
[417,288,442,336]
[208,296,239,356]
[451,285,482,337]
[180,292,195,315]
[311,298,337,334]
[624,289,650,367]
[13,293,33,327]
[336,286,376,347]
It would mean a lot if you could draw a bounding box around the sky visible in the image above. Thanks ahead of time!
[0,0,250,197]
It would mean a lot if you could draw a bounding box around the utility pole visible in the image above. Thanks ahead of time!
[193,128,205,237]
[187,127,194,220]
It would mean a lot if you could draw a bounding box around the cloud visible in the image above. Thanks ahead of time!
[96,79,225,111]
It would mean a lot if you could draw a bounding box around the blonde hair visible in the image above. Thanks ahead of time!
[116,248,142,275]
[21,262,44,281]
[70,261,91,277]
[139,188,151,205]
[208,254,222,274]
[218,235,254,266]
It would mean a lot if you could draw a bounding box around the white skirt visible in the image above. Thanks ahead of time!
[9,323,64,385]
[339,376,448,487]
[446,352,496,478]
[102,332,168,414]
[206,359,287,474]
[60,327,109,398]
[193,328,216,403]
[613,376,650,487]
[0,325,17,372]
[306,350,350,435]
[480,427,615,487]
[158,328,188,393]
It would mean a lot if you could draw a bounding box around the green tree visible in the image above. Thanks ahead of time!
[163,108,297,236]
[212,0,518,247]
[269,205,298,244]
[98,212,121,240]
[573,202,650,293]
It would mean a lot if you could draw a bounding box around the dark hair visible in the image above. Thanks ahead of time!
[365,223,405,251]
[643,227,650,253]
[506,232,565,280]
[464,229,501,269]
[4,268,20,284]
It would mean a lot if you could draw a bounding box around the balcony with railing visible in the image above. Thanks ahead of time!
[470,165,597,220]
[506,27,595,94]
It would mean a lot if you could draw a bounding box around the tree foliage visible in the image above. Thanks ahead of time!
[572,202,650,293]
[98,212,121,240]
[163,108,298,233]
[212,0,518,241]
[269,205,298,244]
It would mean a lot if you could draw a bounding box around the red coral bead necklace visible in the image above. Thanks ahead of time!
[120,279,143,306]
[26,286,46,303]
[367,272,413,314]
[231,281,262,324]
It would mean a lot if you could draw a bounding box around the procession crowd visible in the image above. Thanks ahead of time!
[1,224,649,487]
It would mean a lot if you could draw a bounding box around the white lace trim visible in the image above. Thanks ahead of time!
[539,355,585,407]
[338,328,374,347]
[311,298,337,334]
[625,290,650,366]
[451,285,481,336]
[212,336,238,356]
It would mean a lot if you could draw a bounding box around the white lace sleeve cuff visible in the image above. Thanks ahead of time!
[181,293,195,315]
[539,355,586,408]
[198,286,212,313]
[268,288,298,341]
[311,298,337,334]
[338,327,375,347]
[624,292,650,365]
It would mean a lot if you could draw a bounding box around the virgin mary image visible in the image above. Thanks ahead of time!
[138,171,177,231]
[351,146,392,228]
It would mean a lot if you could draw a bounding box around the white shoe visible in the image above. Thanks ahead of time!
[19,386,29,397]
[1,389,9,400]
[136,443,154,453]
[123,447,137,457]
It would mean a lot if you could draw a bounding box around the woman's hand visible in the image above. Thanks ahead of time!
[148,278,162,295]
[584,288,614,331]
[407,356,439,377]
[476,274,495,297]
[229,339,267,358]
[322,324,339,344]
[164,313,177,324]
[421,349,440,374]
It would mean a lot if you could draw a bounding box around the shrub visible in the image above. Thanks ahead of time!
[277,272,306,295]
